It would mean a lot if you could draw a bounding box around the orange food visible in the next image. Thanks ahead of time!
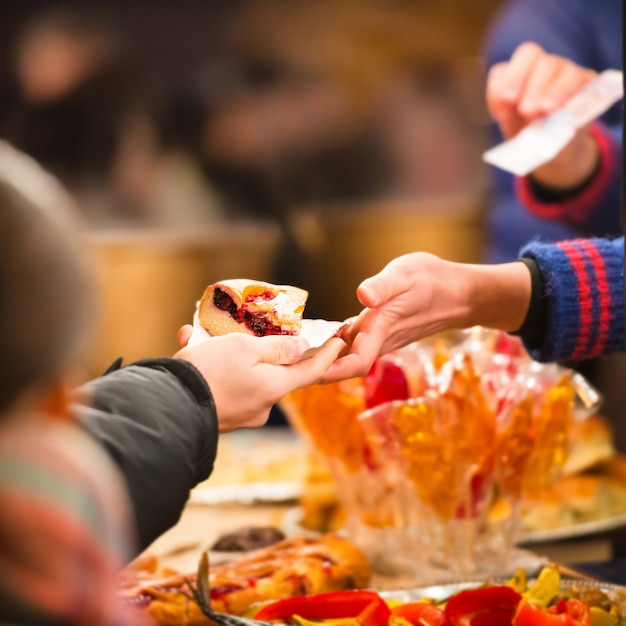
[119,535,370,625]
[283,380,368,474]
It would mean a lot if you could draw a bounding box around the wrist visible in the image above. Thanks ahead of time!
[461,261,532,332]
[530,129,599,190]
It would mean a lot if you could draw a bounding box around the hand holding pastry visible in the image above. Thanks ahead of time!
[176,277,345,429]
[486,41,600,189]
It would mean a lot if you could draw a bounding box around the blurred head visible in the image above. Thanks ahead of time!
[14,8,120,102]
[0,142,91,417]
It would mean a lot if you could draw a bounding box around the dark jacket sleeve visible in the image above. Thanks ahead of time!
[72,357,218,555]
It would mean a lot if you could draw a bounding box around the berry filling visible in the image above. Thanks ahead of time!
[213,288,294,337]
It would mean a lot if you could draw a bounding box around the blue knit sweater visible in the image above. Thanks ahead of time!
[520,237,625,362]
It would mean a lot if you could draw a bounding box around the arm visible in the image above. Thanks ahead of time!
[76,333,345,554]
[324,237,626,381]
[323,252,533,381]
[74,357,218,554]
[519,236,625,362]
[484,0,622,245]
[514,123,621,235]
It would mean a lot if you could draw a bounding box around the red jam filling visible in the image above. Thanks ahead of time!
[213,288,295,337]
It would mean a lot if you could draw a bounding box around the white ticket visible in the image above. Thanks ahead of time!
[483,69,623,177]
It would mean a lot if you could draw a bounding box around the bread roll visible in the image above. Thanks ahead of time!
[198,279,308,337]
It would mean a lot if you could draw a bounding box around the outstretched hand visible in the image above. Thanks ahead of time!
[486,41,600,189]
[323,253,532,383]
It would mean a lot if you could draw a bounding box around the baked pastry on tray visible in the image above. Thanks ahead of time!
[119,534,370,625]
[198,279,308,337]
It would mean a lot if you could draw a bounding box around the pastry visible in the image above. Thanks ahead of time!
[119,534,370,624]
[198,279,308,337]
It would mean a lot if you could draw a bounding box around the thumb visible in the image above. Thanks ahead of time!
[256,335,311,365]
[177,325,194,350]
[358,265,399,308]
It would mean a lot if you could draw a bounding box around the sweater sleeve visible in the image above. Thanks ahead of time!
[519,237,625,362]
[73,358,218,555]
[483,0,623,263]
[515,123,622,235]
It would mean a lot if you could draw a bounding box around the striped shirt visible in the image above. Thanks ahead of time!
[0,414,149,625]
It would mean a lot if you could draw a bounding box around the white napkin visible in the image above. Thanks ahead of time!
[188,306,346,361]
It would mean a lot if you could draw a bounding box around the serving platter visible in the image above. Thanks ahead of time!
[281,505,626,546]
[198,577,626,626]
[379,577,626,604]
[519,511,626,544]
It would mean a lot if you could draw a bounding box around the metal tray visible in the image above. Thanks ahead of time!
[520,511,626,544]
[281,506,626,545]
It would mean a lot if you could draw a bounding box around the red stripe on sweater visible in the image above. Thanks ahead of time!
[575,240,611,358]
[556,241,591,359]
[516,123,618,223]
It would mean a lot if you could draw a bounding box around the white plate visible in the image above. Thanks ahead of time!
[281,506,626,546]
[190,482,302,506]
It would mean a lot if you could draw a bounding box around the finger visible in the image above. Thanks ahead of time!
[486,63,514,116]
[518,54,562,117]
[358,258,411,308]
[256,334,311,365]
[486,63,524,138]
[280,337,347,388]
[538,64,596,113]
[499,41,545,102]
[177,325,193,350]
[322,352,371,383]
[322,313,391,382]
[335,315,360,344]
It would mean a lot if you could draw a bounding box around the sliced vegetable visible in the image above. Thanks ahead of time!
[514,598,591,626]
[254,589,391,626]
[445,585,521,626]
[507,569,528,594]
[588,607,617,626]
[523,567,561,607]
[292,618,360,626]
[391,602,448,626]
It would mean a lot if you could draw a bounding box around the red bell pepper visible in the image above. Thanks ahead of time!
[391,602,448,626]
[254,589,391,626]
[513,598,591,626]
[364,359,409,410]
[445,585,522,626]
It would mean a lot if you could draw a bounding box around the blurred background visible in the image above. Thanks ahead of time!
[0,0,508,371]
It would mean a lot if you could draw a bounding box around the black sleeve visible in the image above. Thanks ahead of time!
[72,358,218,555]
[510,258,549,350]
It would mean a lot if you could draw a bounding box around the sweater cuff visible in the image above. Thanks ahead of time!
[515,122,620,224]
[510,258,548,350]
[519,238,625,362]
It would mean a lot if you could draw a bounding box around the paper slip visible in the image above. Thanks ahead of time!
[483,69,623,177]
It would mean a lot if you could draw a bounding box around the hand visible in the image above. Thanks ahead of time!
[486,42,599,189]
[323,253,532,382]
[177,325,193,350]
[175,332,345,432]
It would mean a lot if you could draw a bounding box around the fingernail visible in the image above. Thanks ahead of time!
[519,100,536,116]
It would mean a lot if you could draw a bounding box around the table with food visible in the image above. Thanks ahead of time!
[109,277,626,626]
